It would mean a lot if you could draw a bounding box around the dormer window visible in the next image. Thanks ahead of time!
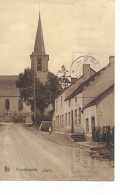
[37,57,42,70]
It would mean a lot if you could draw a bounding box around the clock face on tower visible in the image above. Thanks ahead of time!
[37,57,42,70]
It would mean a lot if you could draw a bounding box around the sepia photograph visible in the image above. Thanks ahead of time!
[0,0,114,181]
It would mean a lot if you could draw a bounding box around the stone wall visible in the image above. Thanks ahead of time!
[0,97,31,122]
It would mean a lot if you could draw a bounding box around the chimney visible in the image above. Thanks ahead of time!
[83,64,90,77]
[71,78,77,84]
[109,56,114,65]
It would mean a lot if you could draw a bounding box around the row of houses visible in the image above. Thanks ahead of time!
[52,56,114,140]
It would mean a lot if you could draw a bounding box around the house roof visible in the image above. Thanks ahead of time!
[65,64,110,101]
[0,75,19,97]
[83,84,114,110]
[55,67,96,100]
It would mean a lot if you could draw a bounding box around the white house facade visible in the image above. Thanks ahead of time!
[52,56,114,139]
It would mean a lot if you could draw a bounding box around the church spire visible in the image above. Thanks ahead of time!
[30,11,49,84]
[34,12,45,54]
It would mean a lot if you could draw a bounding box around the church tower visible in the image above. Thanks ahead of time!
[30,13,49,84]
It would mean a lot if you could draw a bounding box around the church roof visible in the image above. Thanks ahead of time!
[0,76,19,97]
[34,13,45,54]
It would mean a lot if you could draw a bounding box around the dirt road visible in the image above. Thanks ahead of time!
[0,123,114,180]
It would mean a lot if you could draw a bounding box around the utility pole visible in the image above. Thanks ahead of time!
[33,64,37,126]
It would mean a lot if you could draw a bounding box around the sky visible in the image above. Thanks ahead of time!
[0,0,114,76]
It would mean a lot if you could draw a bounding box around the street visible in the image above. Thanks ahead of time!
[0,123,114,180]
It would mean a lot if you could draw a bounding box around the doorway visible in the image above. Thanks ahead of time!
[91,116,95,132]
[86,118,89,133]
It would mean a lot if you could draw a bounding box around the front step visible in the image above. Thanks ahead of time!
[0,116,12,122]
[71,134,86,142]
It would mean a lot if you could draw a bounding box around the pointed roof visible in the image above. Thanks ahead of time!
[34,13,45,54]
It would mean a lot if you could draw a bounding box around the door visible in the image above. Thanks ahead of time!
[91,117,95,132]
[71,110,74,133]
[86,118,89,133]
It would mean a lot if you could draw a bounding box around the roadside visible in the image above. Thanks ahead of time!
[24,124,80,148]
[89,145,114,161]
[0,123,114,180]
[24,124,114,165]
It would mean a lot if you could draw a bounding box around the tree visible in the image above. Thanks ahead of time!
[16,68,34,108]
[16,68,62,118]
[57,65,71,89]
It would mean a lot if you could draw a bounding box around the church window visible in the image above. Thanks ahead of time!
[5,99,10,110]
[18,99,23,110]
[37,57,42,70]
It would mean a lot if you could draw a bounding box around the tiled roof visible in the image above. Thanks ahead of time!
[55,68,96,100]
[65,64,110,101]
[83,84,114,110]
[0,75,19,97]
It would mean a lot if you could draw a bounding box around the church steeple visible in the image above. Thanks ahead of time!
[30,12,49,85]
[34,13,45,54]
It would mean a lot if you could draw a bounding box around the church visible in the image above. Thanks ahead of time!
[0,13,49,122]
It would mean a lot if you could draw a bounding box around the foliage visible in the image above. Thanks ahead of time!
[16,68,62,115]
[57,65,71,89]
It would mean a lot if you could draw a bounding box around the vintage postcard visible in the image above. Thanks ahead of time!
[0,0,114,181]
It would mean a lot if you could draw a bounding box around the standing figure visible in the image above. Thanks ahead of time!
[49,126,52,135]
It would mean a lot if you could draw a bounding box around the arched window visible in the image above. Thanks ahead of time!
[18,99,23,110]
[5,99,10,110]
[37,57,42,70]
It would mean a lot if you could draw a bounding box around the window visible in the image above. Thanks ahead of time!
[53,120,55,127]
[75,109,77,124]
[60,116,61,127]
[75,97,77,104]
[86,118,89,133]
[78,108,81,124]
[37,57,42,70]
[68,112,70,126]
[56,100,58,110]
[5,99,10,110]
[61,96,63,108]
[56,116,57,126]
[65,113,67,126]
[37,65,42,70]
[58,115,59,126]
[62,114,64,126]
[69,99,71,107]
[18,99,23,110]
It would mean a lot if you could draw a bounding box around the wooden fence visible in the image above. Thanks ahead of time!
[92,126,114,146]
